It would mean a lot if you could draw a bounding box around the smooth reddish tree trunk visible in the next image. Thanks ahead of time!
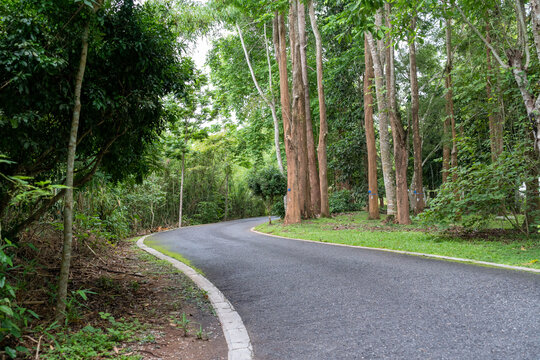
[298,1,320,215]
[274,13,300,224]
[308,0,330,217]
[364,35,379,220]
[289,0,311,219]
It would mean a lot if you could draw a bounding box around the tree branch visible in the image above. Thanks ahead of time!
[455,4,509,69]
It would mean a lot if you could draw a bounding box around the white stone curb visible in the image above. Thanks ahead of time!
[251,228,540,274]
[137,235,254,360]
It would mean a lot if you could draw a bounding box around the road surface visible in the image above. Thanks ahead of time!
[148,217,540,360]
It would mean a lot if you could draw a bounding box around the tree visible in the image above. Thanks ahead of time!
[248,167,286,224]
[456,1,540,157]
[298,1,321,215]
[308,0,330,218]
[364,34,380,219]
[290,0,312,219]
[236,22,284,174]
[274,12,301,224]
[162,80,210,228]
[57,0,99,322]
[366,21,397,218]
[408,15,425,214]
[0,0,195,238]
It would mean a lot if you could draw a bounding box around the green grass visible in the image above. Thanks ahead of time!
[135,237,213,315]
[143,237,204,275]
[255,212,540,270]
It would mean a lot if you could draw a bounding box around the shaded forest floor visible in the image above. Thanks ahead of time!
[255,211,540,269]
[11,228,226,359]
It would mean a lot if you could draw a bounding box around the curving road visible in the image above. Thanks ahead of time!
[148,217,540,360]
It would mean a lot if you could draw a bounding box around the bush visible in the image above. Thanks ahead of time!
[193,201,222,224]
[248,167,286,223]
[0,240,37,358]
[420,143,539,231]
[271,198,286,218]
[329,189,363,214]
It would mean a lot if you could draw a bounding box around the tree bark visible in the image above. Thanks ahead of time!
[298,1,320,215]
[486,24,503,161]
[290,0,311,219]
[409,17,424,214]
[532,0,540,62]
[56,22,90,321]
[179,151,184,227]
[237,22,284,174]
[384,4,410,224]
[444,9,457,183]
[366,30,396,217]
[308,0,330,218]
[364,35,379,220]
[224,165,229,221]
[274,13,300,224]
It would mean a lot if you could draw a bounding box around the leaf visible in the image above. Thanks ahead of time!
[4,347,16,359]
[0,305,14,317]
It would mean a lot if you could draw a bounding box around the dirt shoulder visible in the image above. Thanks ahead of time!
[18,234,227,359]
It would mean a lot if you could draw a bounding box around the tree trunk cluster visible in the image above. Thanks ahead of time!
[272,0,329,224]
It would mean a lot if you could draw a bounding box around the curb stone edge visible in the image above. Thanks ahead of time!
[137,235,254,360]
[250,227,540,274]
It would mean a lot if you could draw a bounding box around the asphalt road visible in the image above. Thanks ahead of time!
[149,217,540,360]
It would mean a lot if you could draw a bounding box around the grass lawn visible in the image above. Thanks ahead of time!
[254,212,540,270]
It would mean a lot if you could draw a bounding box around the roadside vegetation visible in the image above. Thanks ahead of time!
[1,0,540,357]
[255,212,540,269]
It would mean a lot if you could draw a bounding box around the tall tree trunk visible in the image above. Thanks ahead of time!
[486,25,503,161]
[238,22,284,174]
[364,35,379,220]
[290,0,311,219]
[409,17,424,214]
[179,151,184,227]
[298,1,320,215]
[224,166,229,221]
[56,23,90,321]
[384,4,410,224]
[366,29,396,217]
[274,13,300,224]
[308,0,330,217]
[444,9,457,183]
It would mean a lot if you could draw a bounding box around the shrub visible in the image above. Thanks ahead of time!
[420,143,539,232]
[248,167,286,224]
[194,201,222,224]
[329,189,363,214]
[0,240,38,358]
[271,198,286,218]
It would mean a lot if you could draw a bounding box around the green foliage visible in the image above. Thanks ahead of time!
[171,312,191,337]
[329,189,364,214]
[248,167,286,201]
[194,201,222,224]
[272,198,286,218]
[0,0,197,235]
[40,313,144,360]
[421,143,539,231]
[248,167,286,218]
[0,240,38,358]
